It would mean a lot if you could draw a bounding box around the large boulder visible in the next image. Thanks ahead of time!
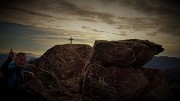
[28,44,92,101]
[90,39,164,67]
[81,62,149,101]
[81,39,173,101]
[139,68,174,101]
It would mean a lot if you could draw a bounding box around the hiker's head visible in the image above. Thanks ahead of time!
[14,52,27,68]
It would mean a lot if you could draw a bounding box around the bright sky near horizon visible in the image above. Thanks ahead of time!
[0,0,180,57]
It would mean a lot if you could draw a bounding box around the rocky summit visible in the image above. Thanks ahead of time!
[80,39,173,101]
[25,39,178,101]
[27,44,92,101]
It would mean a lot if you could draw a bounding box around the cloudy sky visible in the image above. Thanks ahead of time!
[0,0,180,57]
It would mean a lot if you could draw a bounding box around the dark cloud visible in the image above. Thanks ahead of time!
[112,33,127,36]
[117,17,158,31]
[0,0,180,36]
[82,26,91,30]
[102,0,180,11]
[91,29,105,33]
[116,25,130,30]
[146,32,157,36]
[78,18,97,22]
[131,0,180,36]
[1,6,55,18]
[103,0,180,36]
[82,26,105,33]
[57,0,115,24]
[0,0,115,24]
[125,0,180,36]
[0,0,69,26]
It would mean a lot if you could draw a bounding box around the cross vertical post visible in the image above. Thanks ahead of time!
[69,37,73,44]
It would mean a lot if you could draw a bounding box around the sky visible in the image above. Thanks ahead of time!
[0,0,180,57]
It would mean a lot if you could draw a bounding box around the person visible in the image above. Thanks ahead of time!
[0,49,14,98]
[1,50,36,101]
[8,52,36,100]
[0,49,14,76]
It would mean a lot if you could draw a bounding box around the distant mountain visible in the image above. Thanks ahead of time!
[0,53,38,67]
[144,56,180,70]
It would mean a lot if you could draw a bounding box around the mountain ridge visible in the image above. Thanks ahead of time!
[144,56,180,70]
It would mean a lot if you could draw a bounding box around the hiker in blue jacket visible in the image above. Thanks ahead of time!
[0,49,14,95]
[4,52,36,101]
[0,49,14,77]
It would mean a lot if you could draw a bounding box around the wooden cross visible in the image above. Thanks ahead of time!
[69,37,73,44]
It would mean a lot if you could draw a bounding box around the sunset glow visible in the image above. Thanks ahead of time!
[0,0,179,57]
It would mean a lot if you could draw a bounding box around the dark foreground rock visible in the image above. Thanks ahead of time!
[24,39,177,101]
[27,44,92,101]
[81,63,149,101]
[81,39,173,101]
[90,39,164,68]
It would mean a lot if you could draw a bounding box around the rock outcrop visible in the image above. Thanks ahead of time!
[25,39,176,101]
[80,39,173,101]
[90,39,164,68]
[28,44,92,101]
